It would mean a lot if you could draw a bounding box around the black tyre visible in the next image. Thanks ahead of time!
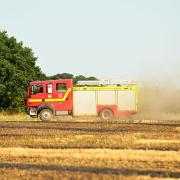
[39,109,53,121]
[100,108,114,120]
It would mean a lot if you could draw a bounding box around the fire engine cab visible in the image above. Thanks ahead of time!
[25,79,138,121]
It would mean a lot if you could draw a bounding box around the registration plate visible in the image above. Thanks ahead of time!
[29,108,37,116]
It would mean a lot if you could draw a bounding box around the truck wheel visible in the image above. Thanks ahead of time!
[39,109,53,121]
[100,109,114,120]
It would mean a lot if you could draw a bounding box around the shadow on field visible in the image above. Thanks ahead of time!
[0,125,131,133]
[0,123,178,134]
[0,134,23,137]
[0,163,179,178]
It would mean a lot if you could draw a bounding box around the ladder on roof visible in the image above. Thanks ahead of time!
[77,79,137,87]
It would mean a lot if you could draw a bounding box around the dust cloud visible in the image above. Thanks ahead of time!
[136,78,180,120]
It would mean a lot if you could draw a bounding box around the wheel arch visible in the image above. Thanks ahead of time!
[37,104,55,115]
[97,105,117,116]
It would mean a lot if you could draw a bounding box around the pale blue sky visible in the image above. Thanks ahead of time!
[0,0,180,80]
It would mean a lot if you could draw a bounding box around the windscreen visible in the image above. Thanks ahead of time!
[31,84,43,95]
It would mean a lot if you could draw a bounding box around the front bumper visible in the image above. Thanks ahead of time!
[26,107,37,116]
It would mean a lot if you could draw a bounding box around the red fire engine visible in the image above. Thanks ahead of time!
[25,79,138,120]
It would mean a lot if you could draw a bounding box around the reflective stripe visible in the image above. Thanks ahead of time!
[29,99,42,103]
[45,98,66,102]
[135,86,139,112]
[28,88,72,103]
[45,88,71,102]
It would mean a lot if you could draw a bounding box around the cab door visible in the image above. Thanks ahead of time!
[45,80,73,112]
[29,83,45,106]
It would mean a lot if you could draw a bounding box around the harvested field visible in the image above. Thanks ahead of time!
[0,119,180,179]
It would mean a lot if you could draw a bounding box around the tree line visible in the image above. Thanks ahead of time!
[0,31,97,112]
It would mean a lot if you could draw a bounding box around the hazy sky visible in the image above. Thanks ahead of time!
[0,0,180,80]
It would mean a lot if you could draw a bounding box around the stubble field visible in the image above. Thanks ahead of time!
[0,118,180,180]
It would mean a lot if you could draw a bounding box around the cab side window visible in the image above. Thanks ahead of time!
[31,84,43,95]
[56,83,67,92]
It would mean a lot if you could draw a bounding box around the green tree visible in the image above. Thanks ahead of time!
[48,73,97,84]
[47,73,97,84]
[48,73,74,80]
[73,75,97,84]
[0,31,46,112]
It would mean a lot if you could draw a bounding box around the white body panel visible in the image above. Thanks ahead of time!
[73,91,97,116]
[73,88,137,116]
[97,91,116,105]
[117,91,136,111]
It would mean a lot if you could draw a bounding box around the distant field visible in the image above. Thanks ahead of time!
[0,119,180,179]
